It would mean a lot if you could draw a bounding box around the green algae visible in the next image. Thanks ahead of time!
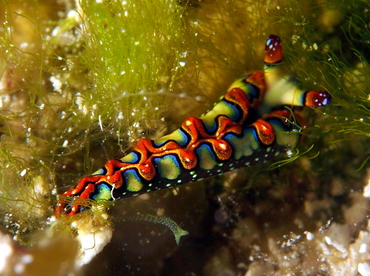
[77,0,188,136]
